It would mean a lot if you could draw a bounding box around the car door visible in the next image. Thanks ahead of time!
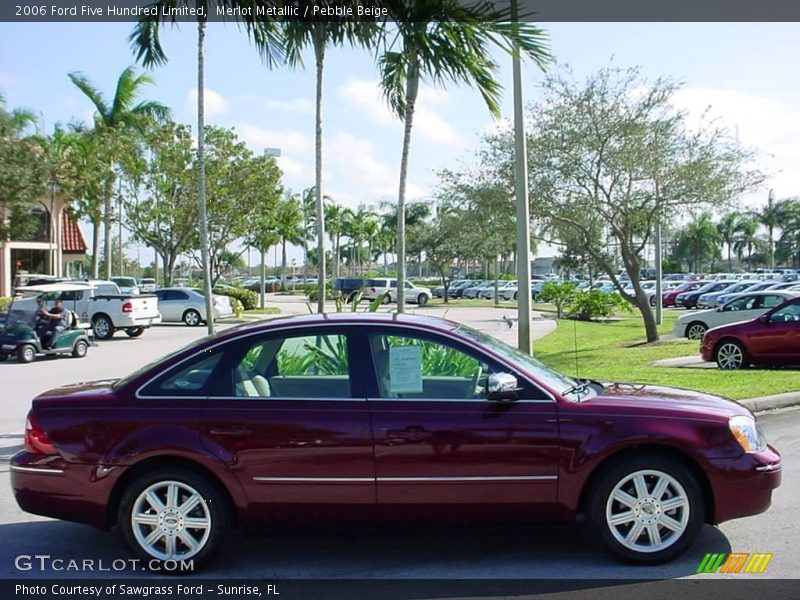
[747,300,800,361]
[362,327,559,526]
[201,327,375,527]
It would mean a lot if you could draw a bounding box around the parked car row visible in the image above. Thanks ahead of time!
[337,278,433,306]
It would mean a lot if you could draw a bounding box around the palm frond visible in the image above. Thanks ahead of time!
[129,15,171,67]
[67,72,110,122]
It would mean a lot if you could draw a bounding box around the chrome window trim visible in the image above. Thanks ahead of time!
[10,465,64,475]
[135,321,558,403]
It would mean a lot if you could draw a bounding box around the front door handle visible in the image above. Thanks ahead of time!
[210,426,254,439]
[387,427,433,443]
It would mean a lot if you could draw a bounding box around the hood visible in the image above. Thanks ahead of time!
[675,308,715,324]
[34,379,119,402]
[586,382,750,420]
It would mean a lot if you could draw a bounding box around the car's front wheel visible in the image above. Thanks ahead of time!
[125,327,145,338]
[685,322,707,340]
[589,455,703,564]
[715,339,748,370]
[118,467,229,571]
[417,294,429,306]
[182,309,201,327]
[92,315,115,340]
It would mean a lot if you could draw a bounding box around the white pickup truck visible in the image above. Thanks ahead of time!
[58,280,161,340]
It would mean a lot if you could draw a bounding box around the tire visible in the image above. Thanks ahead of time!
[72,339,88,358]
[715,339,748,370]
[514,291,519,301]
[92,315,115,340]
[684,322,707,340]
[417,294,429,306]
[649,296,656,307]
[118,467,229,572]
[381,294,391,305]
[588,454,704,564]
[182,309,201,327]
[125,327,145,338]
[17,344,36,364]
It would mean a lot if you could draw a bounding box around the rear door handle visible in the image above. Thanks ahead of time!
[210,426,254,439]
[387,427,433,442]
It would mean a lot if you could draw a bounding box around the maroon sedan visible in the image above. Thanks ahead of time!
[701,295,800,369]
[11,314,780,569]
[662,280,711,307]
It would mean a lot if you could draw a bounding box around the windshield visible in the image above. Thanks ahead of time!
[4,297,38,329]
[455,324,588,400]
[112,278,137,287]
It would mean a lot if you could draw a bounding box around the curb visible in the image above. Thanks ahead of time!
[741,392,800,413]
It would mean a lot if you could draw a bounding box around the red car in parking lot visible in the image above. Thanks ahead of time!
[662,280,711,307]
[11,314,781,570]
[701,295,800,369]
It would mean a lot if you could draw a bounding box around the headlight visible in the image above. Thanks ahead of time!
[729,415,767,453]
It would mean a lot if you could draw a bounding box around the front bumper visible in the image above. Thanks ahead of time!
[708,445,782,523]
[10,451,126,529]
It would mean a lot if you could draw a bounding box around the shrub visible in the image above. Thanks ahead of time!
[566,290,631,321]
[539,281,576,318]
[213,287,259,311]
[0,296,11,313]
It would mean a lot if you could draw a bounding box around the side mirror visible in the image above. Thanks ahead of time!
[758,314,771,325]
[487,372,518,401]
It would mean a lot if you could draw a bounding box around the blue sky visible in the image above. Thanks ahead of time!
[1,22,799,266]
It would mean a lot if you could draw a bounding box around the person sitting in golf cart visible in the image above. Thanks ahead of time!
[36,297,70,349]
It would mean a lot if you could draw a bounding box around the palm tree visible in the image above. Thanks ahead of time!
[376,3,549,311]
[754,189,781,269]
[717,212,745,271]
[674,213,721,272]
[130,3,284,334]
[274,195,304,289]
[324,202,347,280]
[68,66,170,280]
[775,198,800,268]
[284,13,379,312]
[732,216,764,271]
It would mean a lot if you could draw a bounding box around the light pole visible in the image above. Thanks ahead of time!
[260,147,281,308]
[512,0,532,354]
[47,180,58,276]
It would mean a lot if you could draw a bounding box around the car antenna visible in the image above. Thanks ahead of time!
[573,318,580,380]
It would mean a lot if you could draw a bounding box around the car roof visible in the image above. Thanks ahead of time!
[16,283,97,293]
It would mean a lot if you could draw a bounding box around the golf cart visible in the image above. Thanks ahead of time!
[0,284,94,363]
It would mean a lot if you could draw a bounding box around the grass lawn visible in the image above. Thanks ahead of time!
[242,307,281,315]
[533,312,800,401]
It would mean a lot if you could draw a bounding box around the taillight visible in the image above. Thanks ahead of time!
[122,301,133,313]
[24,415,57,455]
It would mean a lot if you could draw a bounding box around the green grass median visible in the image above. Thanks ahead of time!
[533,313,800,401]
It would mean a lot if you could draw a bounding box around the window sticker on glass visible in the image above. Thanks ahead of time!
[389,345,423,394]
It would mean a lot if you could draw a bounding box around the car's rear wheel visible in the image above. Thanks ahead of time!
[649,296,656,307]
[417,294,429,306]
[92,315,114,340]
[514,291,519,300]
[182,309,201,327]
[381,294,391,305]
[715,340,747,370]
[589,455,703,564]
[685,322,707,340]
[72,339,88,358]
[125,327,145,338]
[17,344,36,363]
[119,468,229,571]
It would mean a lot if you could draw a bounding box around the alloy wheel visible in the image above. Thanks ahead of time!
[605,469,690,554]
[716,342,745,369]
[686,323,707,340]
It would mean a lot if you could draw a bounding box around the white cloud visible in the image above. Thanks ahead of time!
[276,156,312,180]
[336,78,466,146]
[234,124,312,154]
[671,87,800,198]
[186,88,227,117]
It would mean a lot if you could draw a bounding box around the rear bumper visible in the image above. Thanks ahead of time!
[708,445,782,523]
[115,314,162,328]
[10,451,126,529]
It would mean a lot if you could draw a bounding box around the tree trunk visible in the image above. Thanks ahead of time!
[103,187,112,280]
[313,34,327,313]
[396,59,420,314]
[91,219,100,278]
[196,18,215,334]
[260,248,266,310]
[281,237,287,289]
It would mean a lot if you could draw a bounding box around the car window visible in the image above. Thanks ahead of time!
[140,351,225,397]
[763,295,786,309]
[167,290,189,301]
[368,333,519,401]
[228,333,351,399]
[770,303,800,322]
[723,296,757,311]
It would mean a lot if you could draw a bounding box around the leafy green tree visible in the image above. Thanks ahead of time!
[0,95,46,241]
[121,121,197,286]
[324,201,348,279]
[130,0,284,332]
[68,66,170,279]
[273,194,304,289]
[717,212,746,271]
[376,1,550,312]
[483,66,761,342]
[732,215,765,271]
[775,198,800,268]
